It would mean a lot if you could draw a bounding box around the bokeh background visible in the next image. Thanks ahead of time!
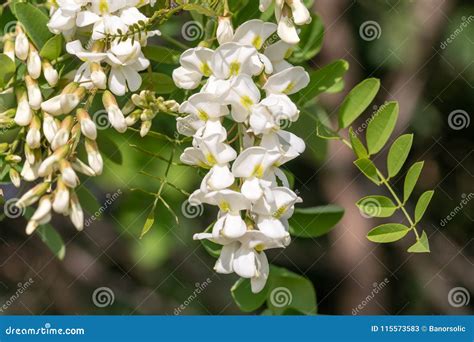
[0,0,473,315]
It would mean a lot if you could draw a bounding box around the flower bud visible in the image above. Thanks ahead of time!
[27,45,42,79]
[70,192,84,231]
[53,178,70,214]
[85,138,103,175]
[71,158,96,176]
[164,100,180,112]
[77,109,97,140]
[25,75,42,110]
[42,60,59,87]
[15,26,29,61]
[4,39,15,62]
[43,113,59,143]
[60,86,86,115]
[21,159,40,182]
[140,108,155,121]
[103,91,127,133]
[38,144,69,177]
[51,116,73,150]
[90,62,107,89]
[140,120,152,137]
[14,88,33,126]
[26,115,41,149]
[125,109,141,126]
[5,154,21,163]
[16,182,50,208]
[27,196,52,235]
[122,99,136,115]
[59,160,79,188]
[217,16,234,45]
[9,168,21,188]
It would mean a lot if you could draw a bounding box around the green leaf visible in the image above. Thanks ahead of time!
[298,60,349,104]
[403,161,424,203]
[14,3,53,48]
[338,78,380,129]
[414,190,434,223]
[349,127,368,159]
[289,205,344,238]
[357,196,397,218]
[407,231,430,253]
[36,225,66,260]
[0,91,16,112]
[387,134,413,179]
[0,54,16,88]
[290,14,324,62]
[182,3,220,16]
[201,239,221,258]
[354,158,380,185]
[142,45,180,65]
[231,277,269,312]
[316,121,340,140]
[142,72,177,94]
[75,186,102,217]
[367,223,411,243]
[39,34,63,61]
[140,202,157,239]
[366,102,399,155]
[96,134,123,165]
[267,266,317,315]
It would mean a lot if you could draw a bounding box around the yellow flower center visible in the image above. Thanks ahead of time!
[197,109,209,121]
[206,154,217,165]
[255,243,265,252]
[252,164,264,178]
[200,63,212,77]
[240,95,254,109]
[99,0,109,14]
[283,82,295,94]
[229,61,241,76]
[252,35,263,49]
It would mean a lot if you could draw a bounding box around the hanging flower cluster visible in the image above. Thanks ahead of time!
[0,1,168,234]
[173,19,309,293]
[259,0,311,44]
[48,0,158,96]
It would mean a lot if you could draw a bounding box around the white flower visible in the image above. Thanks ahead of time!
[232,147,281,202]
[14,88,33,126]
[27,47,42,79]
[263,66,309,95]
[77,109,98,140]
[264,40,294,72]
[85,138,103,175]
[224,75,261,122]
[172,47,214,90]
[26,115,42,149]
[47,0,87,34]
[249,94,299,135]
[260,0,311,44]
[70,192,84,231]
[27,196,52,235]
[105,40,150,96]
[103,90,127,132]
[14,27,29,61]
[25,76,42,110]
[53,178,70,214]
[217,16,234,45]
[43,114,59,143]
[232,19,277,50]
[66,40,107,89]
[42,61,59,87]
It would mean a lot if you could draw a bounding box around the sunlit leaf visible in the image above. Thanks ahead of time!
[39,34,63,61]
[231,277,270,312]
[357,195,397,218]
[349,127,368,159]
[407,231,430,253]
[338,78,380,129]
[367,223,410,243]
[14,3,53,48]
[414,190,434,223]
[354,158,380,185]
[403,161,424,203]
[0,54,16,88]
[387,134,413,179]
[366,101,399,155]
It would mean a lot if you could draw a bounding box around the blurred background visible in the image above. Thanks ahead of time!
[0,0,473,315]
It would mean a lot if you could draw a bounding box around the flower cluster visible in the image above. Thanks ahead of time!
[259,0,311,44]
[1,1,163,234]
[48,0,158,96]
[174,19,309,292]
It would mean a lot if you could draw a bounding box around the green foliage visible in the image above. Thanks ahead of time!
[407,231,430,253]
[36,225,66,260]
[39,35,64,61]
[142,73,177,94]
[414,190,434,224]
[231,266,317,315]
[387,134,413,179]
[367,223,410,243]
[353,158,380,185]
[403,161,424,203]
[357,196,397,218]
[142,46,180,65]
[0,54,16,88]
[290,14,324,63]
[14,2,53,49]
[366,102,398,155]
[289,205,344,238]
[338,78,380,128]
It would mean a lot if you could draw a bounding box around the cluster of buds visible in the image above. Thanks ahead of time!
[123,90,179,137]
